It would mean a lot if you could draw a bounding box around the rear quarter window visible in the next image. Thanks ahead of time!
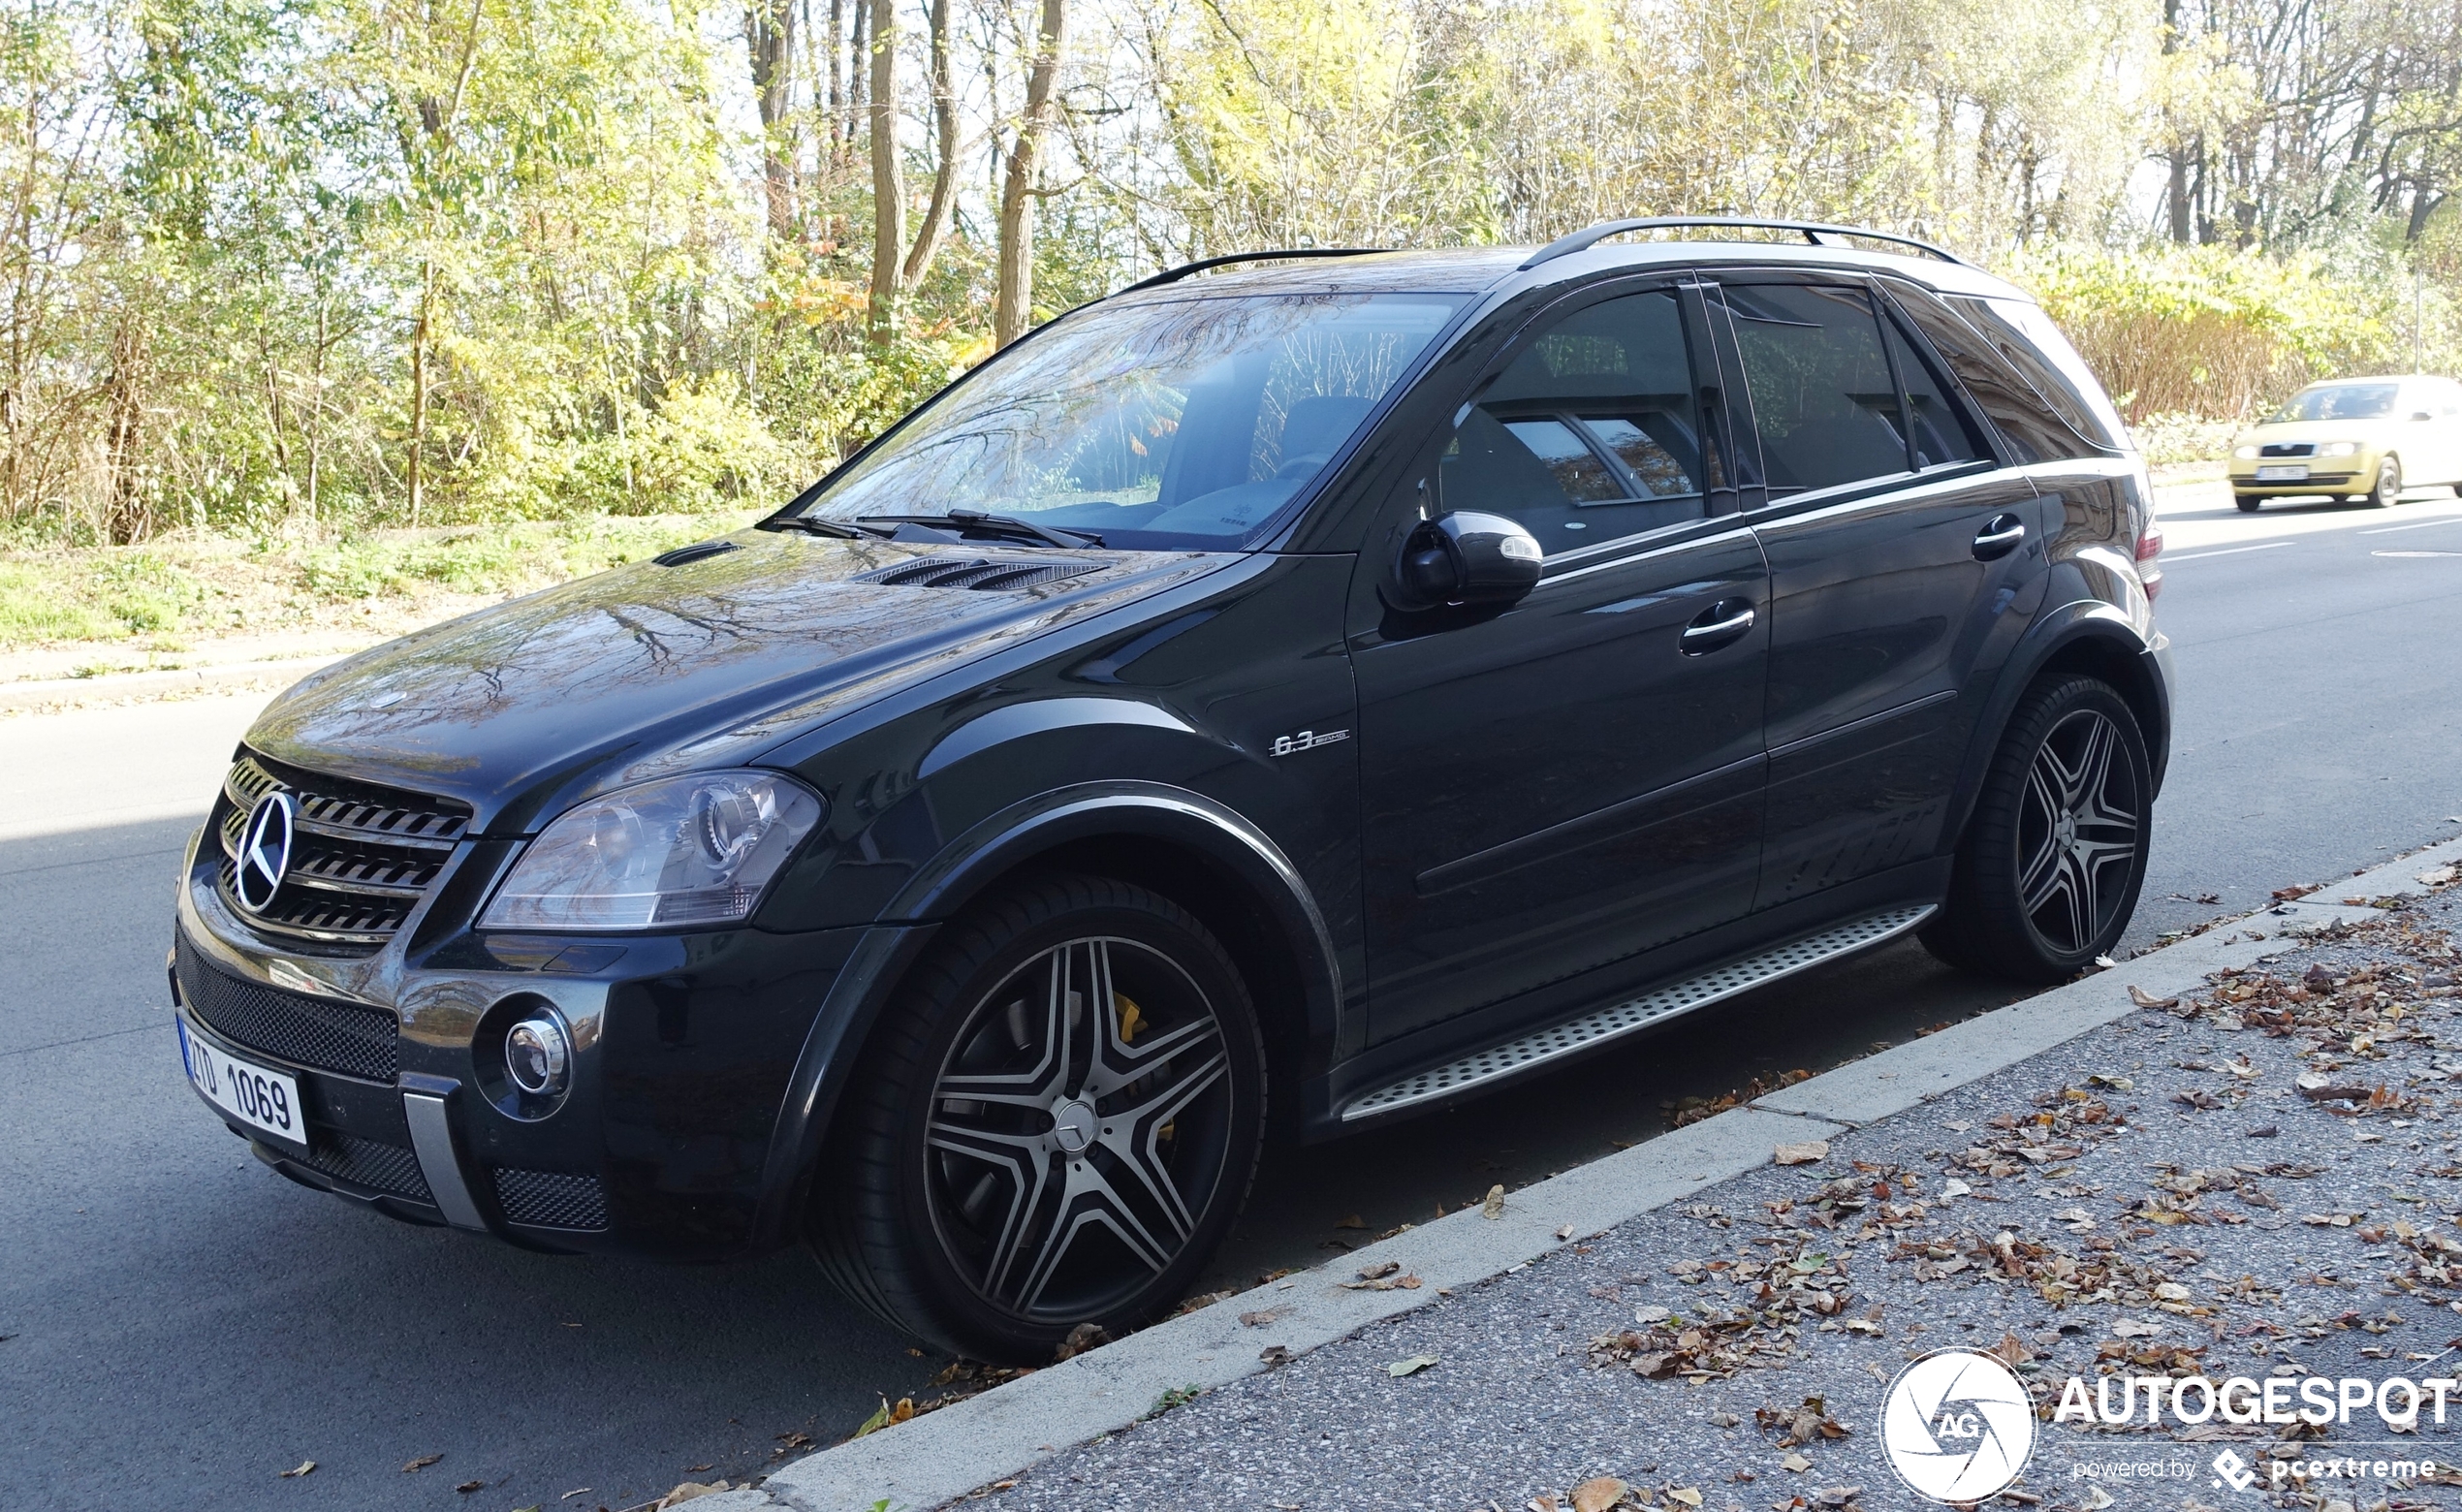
[1879,282,2096,464]
[1946,296,2130,454]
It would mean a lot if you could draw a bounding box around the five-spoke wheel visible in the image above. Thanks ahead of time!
[1923,675,2152,981]
[810,873,1265,1363]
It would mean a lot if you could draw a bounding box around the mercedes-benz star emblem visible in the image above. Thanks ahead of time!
[234,792,295,913]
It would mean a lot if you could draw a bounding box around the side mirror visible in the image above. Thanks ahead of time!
[1390,510,1543,612]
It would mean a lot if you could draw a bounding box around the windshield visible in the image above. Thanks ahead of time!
[2271,383,2399,423]
[795,293,1467,549]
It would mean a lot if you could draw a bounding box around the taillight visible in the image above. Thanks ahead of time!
[2136,520,2163,600]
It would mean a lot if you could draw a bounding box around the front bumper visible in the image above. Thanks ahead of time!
[2228,456,2371,495]
[172,829,865,1261]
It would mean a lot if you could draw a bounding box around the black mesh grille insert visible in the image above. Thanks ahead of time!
[492,1168,609,1230]
[177,933,398,1082]
[300,1132,430,1200]
[858,556,1102,592]
[217,753,470,948]
[2259,441,2316,457]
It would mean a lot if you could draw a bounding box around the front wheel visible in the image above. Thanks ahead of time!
[810,872,1265,1364]
[1921,676,2152,982]
[2233,493,2262,513]
[2370,455,2403,508]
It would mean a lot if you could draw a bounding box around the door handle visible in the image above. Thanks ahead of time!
[1973,514,2027,560]
[1680,599,1755,655]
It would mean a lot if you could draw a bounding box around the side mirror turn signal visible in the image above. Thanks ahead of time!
[1389,511,1543,612]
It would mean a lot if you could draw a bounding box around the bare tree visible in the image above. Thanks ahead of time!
[867,0,962,342]
[995,0,1065,347]
[746,0,799,238]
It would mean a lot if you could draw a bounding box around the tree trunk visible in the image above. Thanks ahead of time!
[745,0,798,238]
[866,0,901,343]
[409,261,432,526]
[900,0,959,288]
[104,317,148,545]
[995,0,1066,349]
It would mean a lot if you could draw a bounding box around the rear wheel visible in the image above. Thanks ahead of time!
[2370,455,2403,508]
[1922,676,2152,982]
[810,872,1265,1364]
[2233,493,2262,513]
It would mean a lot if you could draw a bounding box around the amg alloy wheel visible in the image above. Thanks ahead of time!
[811,873,1264,1363]
[1922,676,2152,982]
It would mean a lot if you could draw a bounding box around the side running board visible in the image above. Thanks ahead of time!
[1340,904,1936,1121]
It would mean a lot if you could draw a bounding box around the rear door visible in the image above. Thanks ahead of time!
[1348,280,1771,1043]
[1711,274,2046,910]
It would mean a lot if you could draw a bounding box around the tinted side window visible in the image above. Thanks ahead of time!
[1724,283,1911,496]
[1881,281,2087,464]
[1437,289,1709,551]
[1882,315,1988,469]
[1945,296,2128,453]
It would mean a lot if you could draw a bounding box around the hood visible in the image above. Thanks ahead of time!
[245,530,1232,833]
[2238,418,2397,447]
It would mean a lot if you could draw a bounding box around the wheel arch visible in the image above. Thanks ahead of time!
[1942,605,2170,856]
[750,783,1342,1247]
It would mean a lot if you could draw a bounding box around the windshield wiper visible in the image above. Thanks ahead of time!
[765,515,892,541]
[863,510,1103,549]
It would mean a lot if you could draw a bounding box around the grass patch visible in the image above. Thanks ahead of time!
[0,511,761,650]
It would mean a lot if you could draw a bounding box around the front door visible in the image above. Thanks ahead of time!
[1348,282,1772,1044]
[1713,276,2048,910]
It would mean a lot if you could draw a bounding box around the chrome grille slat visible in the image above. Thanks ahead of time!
[1341,905,1937,1120]
[213,752,470,951]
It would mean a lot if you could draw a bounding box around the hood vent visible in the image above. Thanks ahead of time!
[860,556,1103,592]
[652,539,740,567]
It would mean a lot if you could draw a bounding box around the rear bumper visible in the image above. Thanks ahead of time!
[171,830,866,1262]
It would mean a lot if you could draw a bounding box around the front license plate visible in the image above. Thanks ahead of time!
[2255,464,2309,481]
[178,1016,308,1153]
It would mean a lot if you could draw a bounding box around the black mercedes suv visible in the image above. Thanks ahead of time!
[170,219,2171,1363]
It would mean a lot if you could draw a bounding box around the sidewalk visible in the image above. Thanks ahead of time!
[716,836,2462,1512]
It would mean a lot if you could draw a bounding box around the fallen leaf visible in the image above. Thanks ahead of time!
[1356,1260,1401,1281]
[1240,1307,1286,1327]
[1940,1179,1973,1200]
[1774,1140,1830,1166]
[1782,1452,1815,1473]
[1481,1184,1505,1219]
[1387,1354,1439,1377]
[456,1482,486,1496]
[1259,1343,1292,1367]
[657,1484,732,1509]
[2093,954,2118,969]
[2111,1317,2163,1339]
[2088,1073,2133,1091]
[1666,1490,1704,1508]
[1634,1305,1671,1324]
[1554,1224,1576,1241]
[2127,986,2178,1009]
[1571,1476,1628,1512]
[403,1454,443,1472]
[278,1462,316,1479]
[1053,1322,1109,1361]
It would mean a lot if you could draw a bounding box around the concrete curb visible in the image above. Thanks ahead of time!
[744,833,2462,1512]
[0,656,337,712]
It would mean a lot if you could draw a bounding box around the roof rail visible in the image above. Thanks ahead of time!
[1520,217,1965,270]
[1110,247,1390,297]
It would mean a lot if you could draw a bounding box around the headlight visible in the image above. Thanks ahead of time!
[2319,440,2361,457]
[2232,444,2258,459]
[481,771,825,931]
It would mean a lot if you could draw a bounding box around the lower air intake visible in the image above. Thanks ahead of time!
[492,1167,609,1231]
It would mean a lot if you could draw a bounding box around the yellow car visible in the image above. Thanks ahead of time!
[2228,374,2462,512]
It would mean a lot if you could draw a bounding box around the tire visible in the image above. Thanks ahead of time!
[809,871,1266,1364]
[2233,493,2262,513]
[2369,455,2403,508]
[1921,676,2153,983]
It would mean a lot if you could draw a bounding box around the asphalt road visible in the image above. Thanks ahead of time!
[4,481,2459,1511]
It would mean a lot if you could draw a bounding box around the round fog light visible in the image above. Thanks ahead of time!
[506,1015,570,1096]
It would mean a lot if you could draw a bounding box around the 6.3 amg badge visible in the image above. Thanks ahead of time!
[232,792,295,913]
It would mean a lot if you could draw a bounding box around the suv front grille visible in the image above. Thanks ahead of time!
[492,1167,609,1230]
[176,932,399,1082]
[215,752,470,949]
